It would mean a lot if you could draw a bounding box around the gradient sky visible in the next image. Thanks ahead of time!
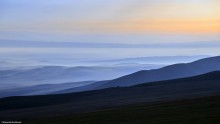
[0,0,220,60]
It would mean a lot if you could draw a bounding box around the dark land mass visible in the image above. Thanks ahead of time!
[0,71,220,124]
[15,95,220,124]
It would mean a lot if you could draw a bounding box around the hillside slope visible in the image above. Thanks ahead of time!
[0,71,220,119]
[99,56,220,88]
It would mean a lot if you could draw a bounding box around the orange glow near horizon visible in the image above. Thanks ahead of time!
[120,18,220,34]
[45,18,220,34]
[40,1,220,34]
[1,0,220,34]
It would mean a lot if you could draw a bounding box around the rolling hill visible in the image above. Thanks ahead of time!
[1,56,218,98]
[55,56,220,94]
[0,64,163,90]
[0,71,220,119]
[0,81,95,98]
[98,56,220,88]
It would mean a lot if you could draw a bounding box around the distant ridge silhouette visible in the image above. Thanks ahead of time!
[99,56,220,88]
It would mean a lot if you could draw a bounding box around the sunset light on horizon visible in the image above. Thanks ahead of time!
[1,0,220,34]
[0,0,220,59]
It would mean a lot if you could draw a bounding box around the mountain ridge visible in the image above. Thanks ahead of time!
[1,71,220,116]
[98,56,220,88]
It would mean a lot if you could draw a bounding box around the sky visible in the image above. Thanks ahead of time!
[0,0,220,60]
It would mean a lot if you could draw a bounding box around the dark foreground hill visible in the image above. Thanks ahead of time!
[8,95,220,124]
[0,71,220,122]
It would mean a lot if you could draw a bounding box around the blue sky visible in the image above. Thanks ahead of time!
[0,0,219,60]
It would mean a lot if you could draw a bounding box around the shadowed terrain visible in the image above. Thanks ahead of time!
[18,95,220,124]
[1,56,218,98]
[0,71,220,123]
[99,56,220,88]
[52,56,220,95]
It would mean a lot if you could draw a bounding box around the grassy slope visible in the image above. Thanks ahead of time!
[21,95,220,124]
[1,72,220,123]
[1,71,220,112]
